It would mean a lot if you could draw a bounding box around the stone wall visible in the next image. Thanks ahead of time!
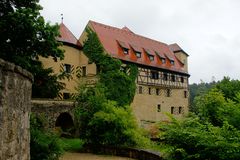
[0,59,33,160]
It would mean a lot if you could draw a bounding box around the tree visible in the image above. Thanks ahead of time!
[0,0,65,98]
[189,81,216,112]
[159,116,240,160]
[194,88,226,126]
[216,76,240,101]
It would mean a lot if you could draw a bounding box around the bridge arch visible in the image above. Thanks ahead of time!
[55,112,74,133]
[31,100,76,133]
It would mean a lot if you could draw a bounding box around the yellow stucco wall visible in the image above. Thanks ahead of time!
[131,85,189,128]
[40,44,97,98]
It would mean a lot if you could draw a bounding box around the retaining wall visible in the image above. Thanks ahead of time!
[0,59,33,160]
[83,145,163,160]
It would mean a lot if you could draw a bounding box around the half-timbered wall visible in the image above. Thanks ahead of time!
[137,67,188,89]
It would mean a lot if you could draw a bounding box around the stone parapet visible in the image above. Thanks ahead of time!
[0,58,32,160]
[82,145,163,160]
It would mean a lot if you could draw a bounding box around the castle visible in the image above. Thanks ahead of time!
[40,20,190,127]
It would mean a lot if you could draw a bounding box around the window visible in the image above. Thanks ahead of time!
[171,107,174,114]
[156,88,160,95]
[184,91,188,98]
[135,52,141,58]
[123,48,129,54]
[179,106,183,114]
[148,88,151,95]
[82,66,86,77]
[180,77,184,83]
[171,75,176,82]
[170,60,175,65]
[63,93,70,99]
[151,71,159,79]
[157,104,161,112]
[149,55,154,61]
[139,86,143,94]
[64,64,71,73]
[166,89,171,97]
[163,73,168,81]
[161,58,166,64]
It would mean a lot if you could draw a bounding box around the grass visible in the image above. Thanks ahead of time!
[59,138,84,152]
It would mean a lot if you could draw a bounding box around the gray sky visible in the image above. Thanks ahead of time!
[40,0,240,84]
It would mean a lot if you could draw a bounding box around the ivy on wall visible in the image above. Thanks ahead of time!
[74,29,152,147]
[83,27,138,106]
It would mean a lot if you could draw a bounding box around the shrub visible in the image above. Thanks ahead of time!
[30,114,63,160]
[159,116,240,160]
[74,85,151,148]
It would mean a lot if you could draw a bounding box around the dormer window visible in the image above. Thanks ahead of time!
[170,60,175,65]
[149,55,154,61]
[130,44,142,58]
[161,58,166,64]
[135,51,141,58]
[145,49,154,61]
[123,48,129,54]
[117,40,129,55]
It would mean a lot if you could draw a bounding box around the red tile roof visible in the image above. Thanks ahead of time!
[88,21,188,74]
[57,23,82,48]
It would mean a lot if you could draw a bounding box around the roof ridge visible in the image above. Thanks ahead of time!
[59,22,78,41]
[90,20,168,48]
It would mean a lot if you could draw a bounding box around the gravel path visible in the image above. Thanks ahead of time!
[60,152,136,160]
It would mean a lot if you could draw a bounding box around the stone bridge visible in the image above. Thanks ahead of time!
[31,100,76,134]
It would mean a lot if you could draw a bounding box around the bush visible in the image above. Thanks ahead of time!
[30,114,63,160]
[58,138,84,152]
[159,116,240,160]
[74,85,151,148]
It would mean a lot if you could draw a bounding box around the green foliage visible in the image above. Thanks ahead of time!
[88,100,143,146]
[0,0,64,66]
[30,114,63,160]
[194,88,226,126]
[75,85,151,147]
[74,28,148,148]
[161,78,240,159]
[74,27,149,148]
[189,81,216,113]
[83,28,138,106]
[32,61,65,98]
[190,77,240,112]
[0,0,65,98]
[194,88,240,130]
[58,138,84,152]
[159,116,240,160]
[216,76,240,101]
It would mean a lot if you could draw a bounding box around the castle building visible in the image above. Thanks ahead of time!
[41,21,190,127]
